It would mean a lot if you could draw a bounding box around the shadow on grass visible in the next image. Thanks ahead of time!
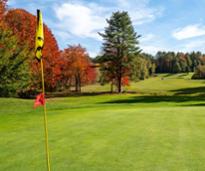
[101,95,205,104]
[181,103,205,107]
[101,86,205,105]
[171,86,205,95]
[45,91,138,98]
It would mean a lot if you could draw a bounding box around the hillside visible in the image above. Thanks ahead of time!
[83,73,205,95]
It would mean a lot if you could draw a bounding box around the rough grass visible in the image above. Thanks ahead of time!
[1,73,205,171]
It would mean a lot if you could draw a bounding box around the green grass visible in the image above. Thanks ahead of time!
[1,73,205,171]
[83,73,205,95]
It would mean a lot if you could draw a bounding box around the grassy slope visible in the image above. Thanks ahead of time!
[1,73,205,171]
[83,73,205,95]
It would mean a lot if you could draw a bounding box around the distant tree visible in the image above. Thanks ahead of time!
[155,51,205,74]
[143,53,156,76]
[172,60,181,73]
[156,51,173,73]
[131,53,155,81]
[61,45,96,92]
[185,53,192,72]
[177,52,187,72]
[192,65,205,79]
[99,11,140,93]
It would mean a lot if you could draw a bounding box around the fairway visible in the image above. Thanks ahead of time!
[1,74,205,171]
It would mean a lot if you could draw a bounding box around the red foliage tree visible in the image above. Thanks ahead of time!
[4,9,61,91]
[85,66,97,84]
[122,76,130,86]
[61,45,96,92]
[0,0,7,21]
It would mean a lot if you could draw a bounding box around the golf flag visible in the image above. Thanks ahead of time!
[35,9,44,61]
[34,9,51,171]
[34,93,45,108]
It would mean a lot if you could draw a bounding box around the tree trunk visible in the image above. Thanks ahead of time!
[75,75,78,92]
[110,79,114,93]
[117,62,122,93]
[78,72,81,93]
[117,75,122,93]
[116,49,122,93]
[75,72,81,93]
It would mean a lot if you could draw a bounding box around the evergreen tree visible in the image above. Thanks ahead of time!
[185,54,192,72]
[172,60,181,73]
[99,11,140,93]
[0,27,30,96]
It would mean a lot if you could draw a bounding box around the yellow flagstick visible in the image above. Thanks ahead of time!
[40,59,51,171]
[35,9,51,171]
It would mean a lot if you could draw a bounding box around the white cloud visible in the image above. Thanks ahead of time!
[173,24,205,40]
[54,3,106,40]
[127,5,163,25]
[53,1,163,41]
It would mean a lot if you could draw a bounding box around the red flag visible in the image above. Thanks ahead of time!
[34,93,45,108]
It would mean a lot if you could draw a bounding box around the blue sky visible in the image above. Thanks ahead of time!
[7,0,205,57]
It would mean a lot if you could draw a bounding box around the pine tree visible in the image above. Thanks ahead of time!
[99,11,140,93]
[0,27,30,96]
[172,60,181,73]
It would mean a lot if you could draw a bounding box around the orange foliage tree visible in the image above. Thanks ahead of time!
[61,45,96,92]
[0,0,7,21]
[4,9,61,91]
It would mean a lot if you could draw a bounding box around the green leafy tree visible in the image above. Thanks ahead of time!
[0,27,30,96]
[99,11,140,93]
[131,53,155,81]
[172,59,181,73]
[155,51,205,73]
[185,53,192,72]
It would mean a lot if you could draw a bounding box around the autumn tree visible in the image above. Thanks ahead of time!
[4,9,61,91]
[0,0,7,21]
[99,11,140,93]
[61,45,96,92]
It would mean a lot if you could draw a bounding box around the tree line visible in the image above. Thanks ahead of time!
[1,0,205,96]
[0,0,96,97]
[1,0,156,96]
[155,51,205,73]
